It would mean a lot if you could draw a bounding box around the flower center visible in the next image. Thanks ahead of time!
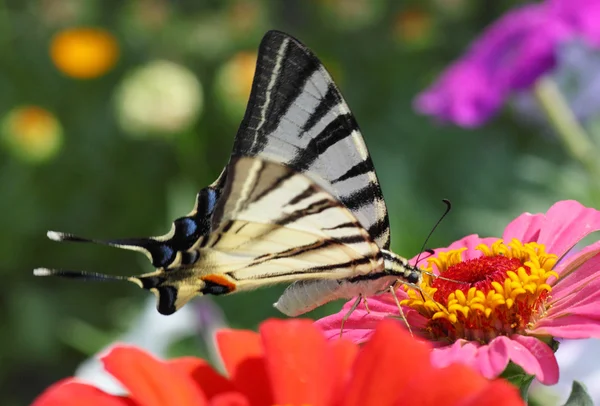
[401,239,559,343]
[431,256,526,304]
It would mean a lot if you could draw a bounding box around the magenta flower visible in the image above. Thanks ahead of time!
[414,0,600,127]
[551,0,600,47]
[316,200,600,385]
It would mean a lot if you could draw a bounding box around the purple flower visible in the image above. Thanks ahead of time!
[551,0,600,47]
[414,1,600,127]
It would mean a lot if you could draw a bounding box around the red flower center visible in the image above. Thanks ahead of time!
[431,256,527,305]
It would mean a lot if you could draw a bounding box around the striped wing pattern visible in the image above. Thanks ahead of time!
[138,156,384,314]
[69,30,390,275]
[232,31,390,249]
[36,31,413,318]
[201,157,383,286]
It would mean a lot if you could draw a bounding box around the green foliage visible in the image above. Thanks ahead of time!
[563,382,593,406]
[0,1,597,405]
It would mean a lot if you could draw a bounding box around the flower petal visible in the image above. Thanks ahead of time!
[551,0,600,46]
[169,357,236,400]
[413,62,502,127]
[546,281,600,317]
[430,340,479,370]
[522,200,600,258]
[502,212,546,244]
[315,295,397,343]
[260,318,338,406]
[553,243,600,290]
[412,235,499,267]
[208,392,250,406]
[400,364,522,406]
[532,314,600,338]
[32,379,134,406]
[215,328,272,405]
[413,3,572,127]
[431,336,558,384]
[315,292,426,344]
[329,338,359,400]
[459,380,525,406]
[508,335,559,384]
[102,345,207,406]
[343,320,432,406]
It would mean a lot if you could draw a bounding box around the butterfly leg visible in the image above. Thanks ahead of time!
[362,295,371,314]
[389,284,413,337]
[339,295,363,339]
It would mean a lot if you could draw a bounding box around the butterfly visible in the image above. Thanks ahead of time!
[35,30,428,329]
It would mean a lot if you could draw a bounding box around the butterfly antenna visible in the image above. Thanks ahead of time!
[414,199,452,266]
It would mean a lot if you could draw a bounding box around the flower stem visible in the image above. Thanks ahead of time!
[533,76,600,183]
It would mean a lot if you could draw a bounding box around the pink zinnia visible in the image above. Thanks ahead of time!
[316,200,600,385]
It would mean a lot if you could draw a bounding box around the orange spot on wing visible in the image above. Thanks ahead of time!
[201,274,237,292]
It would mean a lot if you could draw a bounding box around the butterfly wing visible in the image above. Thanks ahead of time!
[140,156,383,314]
[231,30,390,249]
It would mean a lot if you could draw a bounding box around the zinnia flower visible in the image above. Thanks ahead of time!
[50,27,119,79]
[316,200,600,385]
[32,319,522,406]
[1,105,63,163]
[414,0,600,127]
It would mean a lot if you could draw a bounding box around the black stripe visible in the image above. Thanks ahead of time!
[233,34,321,156]
[287,184,317,206]
[340,181,383,211]
[331,158,375,184]
[252,239,332,263]
[274,198,334,226]
[252,233,367,265]
[304,256,375,274]
[239,255,376,280]
[300,83,340,136]
[251,169,295,204]
[366,216,390,246]
[259,47,319,140]
[288,113,358,171]
[209,221,235,248]
[322,221,361,230]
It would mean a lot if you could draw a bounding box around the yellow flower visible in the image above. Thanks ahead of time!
[215,51,257,118]
[50,27,119,79]
[1,106,63,163]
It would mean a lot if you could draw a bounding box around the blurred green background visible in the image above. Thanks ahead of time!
[1,0,598,404]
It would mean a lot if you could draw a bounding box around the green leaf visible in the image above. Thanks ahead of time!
[500,362,535,401]
[563,381,593,406]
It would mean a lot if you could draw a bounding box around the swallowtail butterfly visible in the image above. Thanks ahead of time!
[35,31,424,324]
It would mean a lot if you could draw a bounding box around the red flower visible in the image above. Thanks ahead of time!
[32,319,522,406]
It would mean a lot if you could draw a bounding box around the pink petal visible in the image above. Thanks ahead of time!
[502,212,546,243]
[314,292,425,343]
[431,336,558,384]
[530,315,600,338]
[508,335,559,384]
[553,241,600,286]
[526,201,600,258]
[430,340,479,369]
[546,281,600,316]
